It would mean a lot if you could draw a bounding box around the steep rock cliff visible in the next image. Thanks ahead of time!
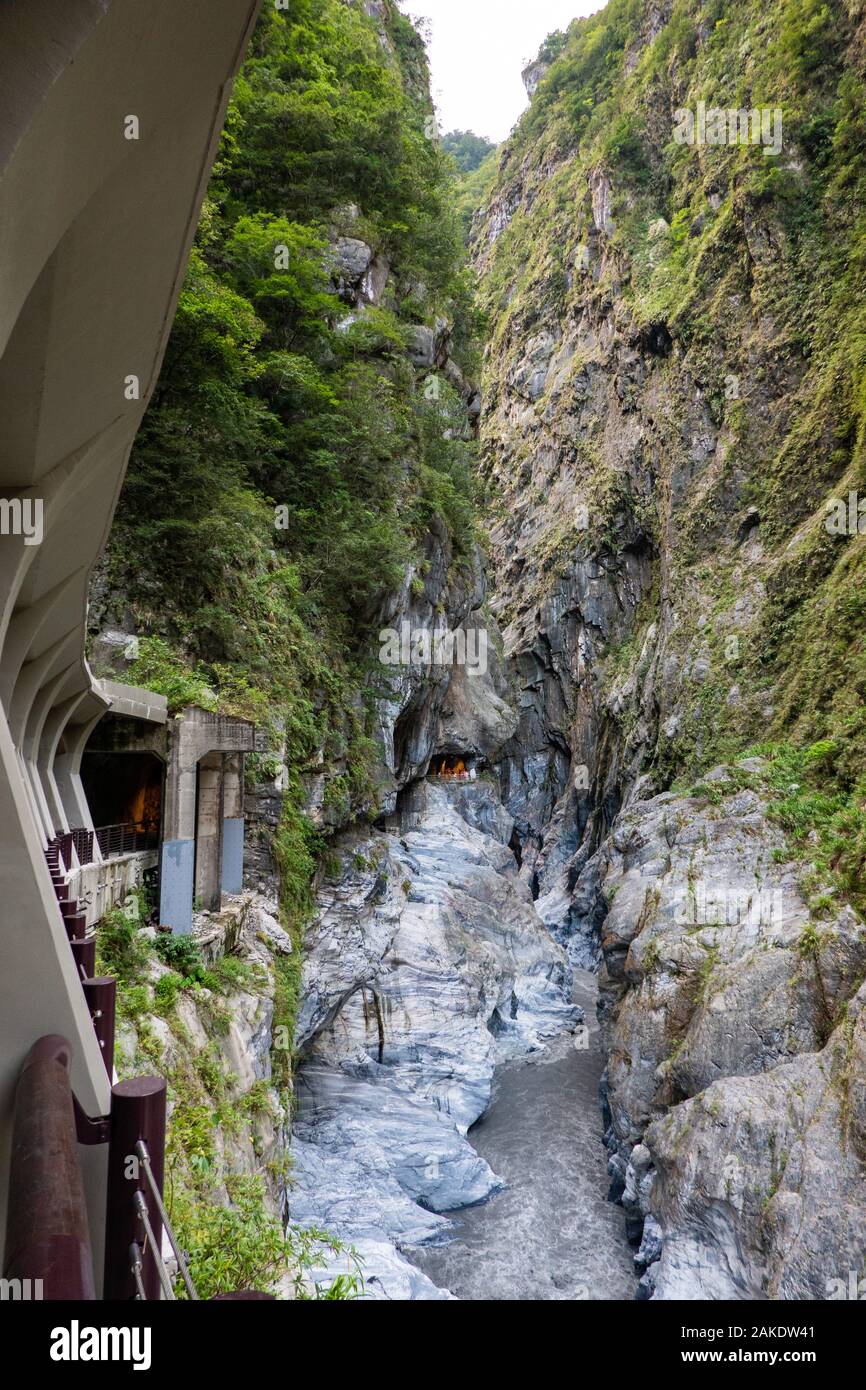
[475,0,866,1298]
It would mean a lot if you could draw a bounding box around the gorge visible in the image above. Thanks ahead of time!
[87,0,866,1302]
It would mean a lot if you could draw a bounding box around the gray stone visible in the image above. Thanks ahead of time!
[291,773,579,1295]
[407,324,436,368]
[330,236,374,300]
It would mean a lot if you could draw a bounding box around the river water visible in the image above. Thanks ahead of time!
[409,970,637,1301]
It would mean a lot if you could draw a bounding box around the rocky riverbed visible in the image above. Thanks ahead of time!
[409,970,635,1300]
[287,777,587,1298]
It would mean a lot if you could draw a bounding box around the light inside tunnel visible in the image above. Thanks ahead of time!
[80,750,163,834]
[429,755,472,778]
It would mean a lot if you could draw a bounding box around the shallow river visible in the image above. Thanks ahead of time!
[409,970,637,1301]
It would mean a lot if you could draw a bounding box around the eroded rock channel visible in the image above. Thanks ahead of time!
[288,776,633,1299]
[409,970,635,1301]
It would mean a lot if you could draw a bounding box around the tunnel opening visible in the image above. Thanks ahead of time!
[80,750,162,858]
[428,754,477,780]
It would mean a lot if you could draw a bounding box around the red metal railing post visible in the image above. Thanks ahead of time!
[70,936,96,980]
[104,1076,167,1300]
[3,1036,96,1299]
[82,977,116,1077]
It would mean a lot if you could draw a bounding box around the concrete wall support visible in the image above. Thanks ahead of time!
[221,753,245,896]
[194,753,224,913]
[158,709,254,933]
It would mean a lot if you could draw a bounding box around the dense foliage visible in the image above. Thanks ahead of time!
[98,0,480,853]
[442,129,496,172]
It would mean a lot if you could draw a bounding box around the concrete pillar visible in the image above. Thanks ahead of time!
[221,752,244,896]
[194,753,223,913]
[158,709,254,931]
[158,729,197,935]
[24,752,57,843]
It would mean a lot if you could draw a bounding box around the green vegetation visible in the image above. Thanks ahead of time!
[98,902,360,1299]
[442,130,496,173]
[451,147,499,238]
[171,1176,363,1301]
[98,0,481,877]
[728,742,866,924]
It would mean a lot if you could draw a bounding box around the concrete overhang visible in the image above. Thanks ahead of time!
[95,679,168,726]
[172,705,256,754]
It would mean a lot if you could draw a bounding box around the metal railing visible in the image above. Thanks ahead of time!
[48,826,95,873]
[56,831,74,874]
[134,1140,198,1300]
[72,826,95,866]
[9,849,273,1301]
[104,1074,169,1300]
[95,820,159,860]
[4,1033,277,1301]
[3,1035,177,1300]
[3,1036,96,1299]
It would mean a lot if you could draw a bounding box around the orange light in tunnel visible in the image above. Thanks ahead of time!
[128,779,161,829]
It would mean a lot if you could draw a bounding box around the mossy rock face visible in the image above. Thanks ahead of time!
[475,0,866,821]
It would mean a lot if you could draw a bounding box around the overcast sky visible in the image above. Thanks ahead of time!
[398,0,603,143]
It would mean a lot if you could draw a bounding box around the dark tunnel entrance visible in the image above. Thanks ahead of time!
[80,750,163,858]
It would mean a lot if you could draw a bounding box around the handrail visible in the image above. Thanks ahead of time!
[16,871,268,1303]
[104,1075,167,1300]
[3,1036,96,1299]
[136,1139,199,1299]
[95,821,160,859]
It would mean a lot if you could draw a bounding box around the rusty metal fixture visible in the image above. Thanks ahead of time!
[3,1035,96,1299]
[82,977,116,1077]
[73,1094,111,1147]
[104,1076,167,1301]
